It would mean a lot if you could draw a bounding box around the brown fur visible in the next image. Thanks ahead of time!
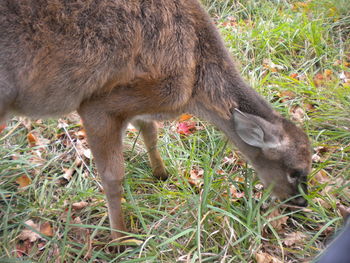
[0,0,312,242]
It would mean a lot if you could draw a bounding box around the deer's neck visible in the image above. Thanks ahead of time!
[190,6,278,123]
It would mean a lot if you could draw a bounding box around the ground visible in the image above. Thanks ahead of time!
[0,0,349,262]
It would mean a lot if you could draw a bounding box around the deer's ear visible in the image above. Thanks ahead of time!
[233,109,282,149]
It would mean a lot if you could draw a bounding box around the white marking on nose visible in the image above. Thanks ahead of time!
[287,174,297,184]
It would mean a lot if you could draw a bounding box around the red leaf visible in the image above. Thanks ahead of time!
[177,122,197,135]
[0,123,6,133]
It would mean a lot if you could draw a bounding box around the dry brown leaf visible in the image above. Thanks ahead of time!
[18,220,41,242]
[267,208,289,231]
[71,217,89,242]
[313,73,324,87]
[28,154,46,165]
[16,175,32,188]
[262,59,285,72]
[279,90,296,101]
[40,222,54,237]
[20,117,33,131]
[188,168,204,188]
[311,169,330,185]
[255,252,283,263]
[283,231,307,246]
[27,132,39,147]
[290,105,305,123]
[337,204,350,220]
[15,239,33,257]
[62,167,75,182]
[229,185,245,202]
[72,201,89,210]
[76,129,87,139]
[314,197,332,209]
[304,103,316,112]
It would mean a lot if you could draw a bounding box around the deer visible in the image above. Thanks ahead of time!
[0,0,312,244]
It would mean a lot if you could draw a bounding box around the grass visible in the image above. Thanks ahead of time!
[1,0,350,262]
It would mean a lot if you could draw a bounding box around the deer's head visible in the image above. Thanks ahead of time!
[233,110,312,206]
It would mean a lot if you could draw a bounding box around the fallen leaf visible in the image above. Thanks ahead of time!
[177,121,197,135]
[263,59,285,72]
[283,231,307,246]
[28,155,46,165]
[188,168,204,188]
[229,185,245,201]
[71,217,89,242]
[178,114,193,121]
[324,69,333,78]
[18,220,41,242]
[40,222,54,237]
[72,201,89,210]
[290,73,299,79]
[279,90,296,101]
[61,167,75,183]
[76,129,87,139]
[16,175,32,188]
[313,73,324,87]
[220,16,238,27]
[304,103,316,112]
[290,105,306,123]
[266,208,289,231]
[27,132,39,147]
[255,252,283,263]
[337,204,350,220]
[311,169,330,185]
[314,197,332,209]
[0,123,6,133]
[15,239,32,257]
[312,153,321,163]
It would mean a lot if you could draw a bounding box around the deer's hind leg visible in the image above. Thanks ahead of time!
[132,119,168,180]
[78,105,128,241]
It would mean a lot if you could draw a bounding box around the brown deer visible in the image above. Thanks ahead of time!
[0,0,312,242]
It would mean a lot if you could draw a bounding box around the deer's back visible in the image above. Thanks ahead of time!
[0,0,199,118]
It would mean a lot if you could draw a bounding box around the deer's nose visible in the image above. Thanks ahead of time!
[290,196,308,207]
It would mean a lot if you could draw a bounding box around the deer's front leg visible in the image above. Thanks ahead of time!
[132,119,168,180]
[78,107,127,240]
